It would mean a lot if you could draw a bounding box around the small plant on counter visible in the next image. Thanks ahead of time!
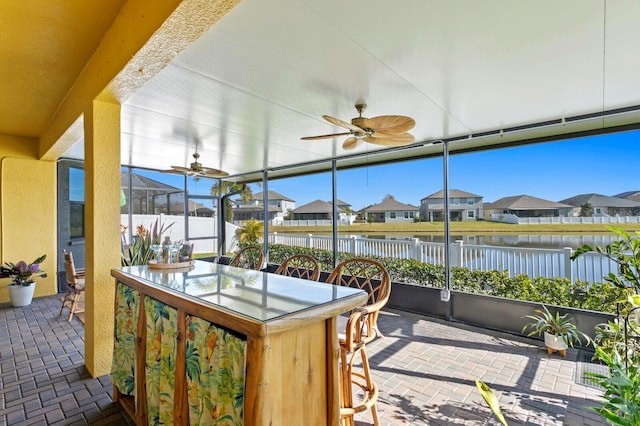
[121,218,175,266]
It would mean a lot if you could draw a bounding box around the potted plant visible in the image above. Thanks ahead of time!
[0,255,47,307]
[121,219,174,266]
[521,304,587,357]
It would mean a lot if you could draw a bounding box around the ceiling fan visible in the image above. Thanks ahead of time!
[301,102,416,150]
[162,151,229,178]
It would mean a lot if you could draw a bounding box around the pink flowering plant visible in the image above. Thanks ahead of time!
[0,255,47,286]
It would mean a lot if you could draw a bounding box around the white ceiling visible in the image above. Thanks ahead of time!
[67,0,640,182]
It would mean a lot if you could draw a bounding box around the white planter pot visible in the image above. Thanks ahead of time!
[544,331,568,356]
[8,282,35,307]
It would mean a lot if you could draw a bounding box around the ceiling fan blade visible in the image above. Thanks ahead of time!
[361,115,415,134]
[163,166,191,173]
[301,132,352,140]
[323,115,364,133]
[162,164,228,178]
[200,167,229,178]
[364,132,415,146]
[162,168,202,177]
[342,137,364,150]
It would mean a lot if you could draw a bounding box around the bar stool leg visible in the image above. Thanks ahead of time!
[339,348,355,426]
[360,348,379,425]
[339,344,379,426]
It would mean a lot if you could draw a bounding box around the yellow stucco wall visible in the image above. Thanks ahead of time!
[83,100,122,377]
[0,149,57,303]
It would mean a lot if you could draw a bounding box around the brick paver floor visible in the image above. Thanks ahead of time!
[0,295,606,425]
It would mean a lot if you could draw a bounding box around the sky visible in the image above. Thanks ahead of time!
[118,128,639,212]
[266,129,640,211]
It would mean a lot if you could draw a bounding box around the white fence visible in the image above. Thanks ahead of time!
[268,232,617,283]
[492,213,640,224]
[278,219,352,226]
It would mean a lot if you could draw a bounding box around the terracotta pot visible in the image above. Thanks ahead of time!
[8,282,35,307]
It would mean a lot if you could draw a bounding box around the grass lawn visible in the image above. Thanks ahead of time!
[270,221,640,235]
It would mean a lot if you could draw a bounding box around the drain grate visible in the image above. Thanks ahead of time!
[575,350,607,390]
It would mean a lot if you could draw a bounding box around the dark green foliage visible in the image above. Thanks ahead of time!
[579,203,594,217]
[571,226,640,292]
[587,346,640,425]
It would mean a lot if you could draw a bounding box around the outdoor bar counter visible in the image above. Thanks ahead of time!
[110,260,367,425]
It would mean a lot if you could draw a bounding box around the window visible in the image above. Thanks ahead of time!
[467,210,475,219]
[69,202,84,238]
[69,167,84,202]
[69,167,84,239]
[467,198,475,205]
[390,212,396,219]
[453,198,460,206]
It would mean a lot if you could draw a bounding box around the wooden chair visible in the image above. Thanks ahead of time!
[60,250,85,322]
[338,307,379,426]
[228,246,264,271]
[326,258,391,343]
[273,254,320,281]
[327,258,390,425]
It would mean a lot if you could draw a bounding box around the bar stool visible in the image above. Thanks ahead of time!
[327,258,391,425]
[338,307,379,425]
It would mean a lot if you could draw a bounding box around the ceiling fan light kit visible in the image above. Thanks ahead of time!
[302,101,416,150]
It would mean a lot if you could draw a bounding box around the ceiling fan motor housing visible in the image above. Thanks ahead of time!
[352,117,373,137]
[352,103,370,136]
[189,152,203,171]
